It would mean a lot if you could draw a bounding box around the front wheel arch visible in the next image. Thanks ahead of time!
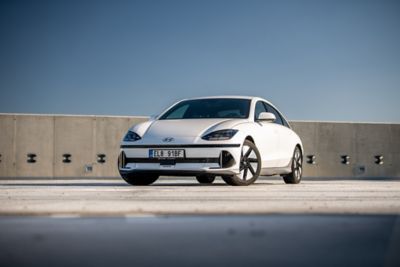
[245,135,255,145]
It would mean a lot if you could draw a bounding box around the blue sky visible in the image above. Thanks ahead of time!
[0,0,399,122]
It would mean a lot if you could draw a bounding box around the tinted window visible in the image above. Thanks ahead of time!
[254,101,268,121]
[264,103,284,125]
[164,104,189,119]
[160,99,251,120]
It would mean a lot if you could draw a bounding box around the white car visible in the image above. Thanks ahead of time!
[119,96,303,186]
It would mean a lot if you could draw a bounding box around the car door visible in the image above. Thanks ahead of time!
[263,103,294,167]
[253,101,281,168]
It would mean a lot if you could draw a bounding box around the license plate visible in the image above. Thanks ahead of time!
[149,149,185,159]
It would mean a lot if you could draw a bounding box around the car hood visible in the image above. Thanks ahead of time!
[138,118,248,139]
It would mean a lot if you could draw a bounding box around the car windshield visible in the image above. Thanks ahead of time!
[159,98,251,120]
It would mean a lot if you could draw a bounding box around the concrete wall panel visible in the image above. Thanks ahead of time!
[290,122,319,177]
[54,116,95,177]
[0,115,16,177]
[94,116,148,177]
[15,115,54,177]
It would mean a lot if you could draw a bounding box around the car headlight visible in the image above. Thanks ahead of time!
[123,131,141,142]
[201,129,238,141]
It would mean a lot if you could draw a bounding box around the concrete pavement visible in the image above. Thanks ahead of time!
[1,177,400,267]
[1,177,400,215]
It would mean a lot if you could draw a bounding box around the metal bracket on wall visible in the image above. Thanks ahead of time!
[97,154,106,164]
[306,155,316,164]
[375,155,384,165]
[27,153,37,163]
[62,154,72,163]
[341,155,350,165]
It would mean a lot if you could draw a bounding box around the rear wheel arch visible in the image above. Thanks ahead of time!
[282,146,303,184]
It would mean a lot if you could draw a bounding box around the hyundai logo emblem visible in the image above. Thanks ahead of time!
[162,137,174,142]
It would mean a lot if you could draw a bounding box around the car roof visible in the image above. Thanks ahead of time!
[184,95,258,101]
[182,95,275,106]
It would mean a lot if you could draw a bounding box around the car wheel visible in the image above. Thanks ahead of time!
[120,173,159,186]
[195,174,216,184]
[222,140,261,186]
[118,152,159,185]
[283,146,302,184]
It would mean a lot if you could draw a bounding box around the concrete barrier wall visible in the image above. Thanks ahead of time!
[0,114,399,178]
[291,121,400,178]
[0,114,147,178]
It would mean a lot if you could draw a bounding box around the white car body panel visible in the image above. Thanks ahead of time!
[119,96,303,177]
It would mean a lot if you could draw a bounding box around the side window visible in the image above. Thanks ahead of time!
[263,103,284,126]
[254,101,268,121]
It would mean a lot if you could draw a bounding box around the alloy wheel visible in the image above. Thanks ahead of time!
[239,143,260,181]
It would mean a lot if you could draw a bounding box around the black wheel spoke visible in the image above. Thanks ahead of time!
[248,158,258,163]
[240,164,245,171]
[243,167,248,180]
[248,163,256,175]
[244,147,253,158]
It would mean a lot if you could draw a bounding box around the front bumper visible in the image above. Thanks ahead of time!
[119,144,241,176]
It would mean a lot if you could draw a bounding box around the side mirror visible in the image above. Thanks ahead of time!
[257,112,276,122]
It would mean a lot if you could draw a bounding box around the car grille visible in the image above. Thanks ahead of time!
[125,157,220,164]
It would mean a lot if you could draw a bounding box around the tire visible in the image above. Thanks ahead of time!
[195,175,216,184]
[222,140,261,186]
[120,173,159,186]
[118,152,159,185]
[283,146,303,184]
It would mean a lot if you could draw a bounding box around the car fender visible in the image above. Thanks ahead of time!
[129,120,154,138]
